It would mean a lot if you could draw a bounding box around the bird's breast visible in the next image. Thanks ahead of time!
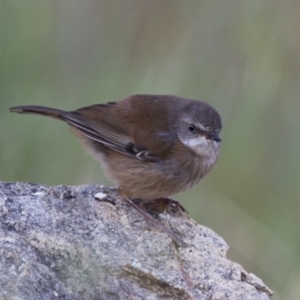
[172,145,219,191]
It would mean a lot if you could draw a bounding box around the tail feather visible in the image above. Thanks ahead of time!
[9,105,66,121]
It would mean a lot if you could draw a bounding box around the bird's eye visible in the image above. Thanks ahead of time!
[188,124,195,132]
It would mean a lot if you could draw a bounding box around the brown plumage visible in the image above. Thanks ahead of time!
[10,94,222,245]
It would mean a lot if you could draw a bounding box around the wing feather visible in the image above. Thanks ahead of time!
[64,113,157,162]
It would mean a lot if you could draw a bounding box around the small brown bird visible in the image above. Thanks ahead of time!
[10,94,222,245]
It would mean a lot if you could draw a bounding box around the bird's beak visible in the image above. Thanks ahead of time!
[206,132,221,142]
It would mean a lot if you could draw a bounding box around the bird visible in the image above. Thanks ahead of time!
[10,94,222,245]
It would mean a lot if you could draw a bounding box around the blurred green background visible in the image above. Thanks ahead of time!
[1,1,300,298]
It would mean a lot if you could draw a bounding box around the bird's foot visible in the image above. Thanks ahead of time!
[135,197,187,216]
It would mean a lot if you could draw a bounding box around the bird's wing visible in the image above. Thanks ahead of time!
[63,108,159,162]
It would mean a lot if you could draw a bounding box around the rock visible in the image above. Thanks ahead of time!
[0,182,272,299]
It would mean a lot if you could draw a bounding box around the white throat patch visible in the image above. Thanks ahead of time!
[180,135,219,157]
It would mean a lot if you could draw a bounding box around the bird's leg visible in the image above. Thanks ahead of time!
[138,197,188,215]
[122,196,186,247]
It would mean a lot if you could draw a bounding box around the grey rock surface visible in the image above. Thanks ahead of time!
[0,182,272,300]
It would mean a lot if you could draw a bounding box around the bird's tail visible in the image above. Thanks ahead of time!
[9,105,66,121]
